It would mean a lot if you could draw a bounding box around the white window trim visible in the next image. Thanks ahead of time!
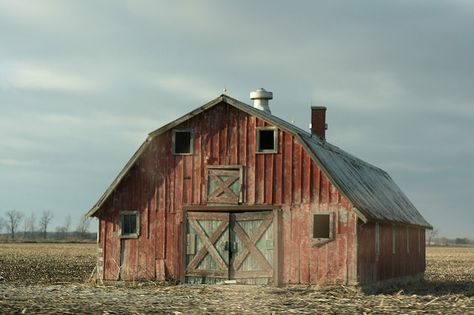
[172,129,194,155]
[256,127,278,154]
[120,210,140,239]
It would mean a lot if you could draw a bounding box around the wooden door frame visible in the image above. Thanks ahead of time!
[181,205,281,286]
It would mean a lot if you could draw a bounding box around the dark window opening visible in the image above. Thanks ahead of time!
[121,213,138,236]
[313,214,330,239]
[173,130,192,154]
[257,128,276,152]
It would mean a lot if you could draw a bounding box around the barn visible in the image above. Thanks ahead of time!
[86,89,431,285]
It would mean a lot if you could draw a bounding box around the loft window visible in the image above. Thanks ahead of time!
[120,211,139,238]
[172,129,193,155]
[312,213,333,239]
[256,127,277,153]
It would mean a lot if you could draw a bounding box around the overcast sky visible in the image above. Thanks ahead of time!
[0,1,472,237]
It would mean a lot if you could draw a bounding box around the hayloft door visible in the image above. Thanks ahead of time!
[185,211,274,284]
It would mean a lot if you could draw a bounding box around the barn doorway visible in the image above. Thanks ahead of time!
[184,211,275,284]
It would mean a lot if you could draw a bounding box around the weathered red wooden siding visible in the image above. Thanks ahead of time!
[357,222,426,284]
[96,102,358,284]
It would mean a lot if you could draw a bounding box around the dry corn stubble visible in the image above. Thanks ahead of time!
[0,243,473,314]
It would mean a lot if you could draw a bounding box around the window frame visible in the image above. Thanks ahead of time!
[172,129,194,155]
[311,211,335,245]
[256,127,278,154]
[120,211,140,239]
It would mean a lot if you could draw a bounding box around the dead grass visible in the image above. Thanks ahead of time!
[0,244,473,314]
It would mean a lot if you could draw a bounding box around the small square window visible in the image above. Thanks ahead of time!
[312,213,332,239]
[256,127,277,153]
[120,211,139,238]
[173,129,193,155]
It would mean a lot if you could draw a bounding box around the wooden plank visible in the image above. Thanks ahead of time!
[299,206,310,283]
[281,209,291,283]
[233,270,273,278]
[233,212,269,221]
[238,111,247,202]
[292,141,302,204]
[302,153,311,204]
[274,131,283,205]
[185,270,228,277]
[289,207,299,283]
[187,211,229,220]
[283,133,293,205]
[265,154,274,204]
[193,121,201,205]
[256,118,265,204]
[184,205,281,212]
[201,115,211,204]
[272,209,280,286]
[220,105,228,164]
[229,107,239,165]
[247,116,256,204]
[211,108,221,165]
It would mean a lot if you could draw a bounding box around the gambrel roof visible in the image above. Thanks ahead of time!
[86,95,431,229]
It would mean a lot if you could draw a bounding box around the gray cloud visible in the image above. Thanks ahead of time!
[0,1,472,237]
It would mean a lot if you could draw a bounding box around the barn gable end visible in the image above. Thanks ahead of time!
[88,94,430,285]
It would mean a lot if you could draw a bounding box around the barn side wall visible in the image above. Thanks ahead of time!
[96,102,358,284]
[357,221,426,284]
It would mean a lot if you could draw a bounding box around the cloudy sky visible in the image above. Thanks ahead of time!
[0,1,472,237]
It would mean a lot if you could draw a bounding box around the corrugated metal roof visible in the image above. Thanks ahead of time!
[87,95,432,228]
[300,134,431,228]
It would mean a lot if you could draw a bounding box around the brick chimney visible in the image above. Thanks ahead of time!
[310,106,327,139]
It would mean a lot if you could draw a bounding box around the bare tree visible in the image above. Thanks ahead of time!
[0,216,5,235]
[76,216,91,239]
[64,214,71,235]
[23,212,36,239]
[56,214,72,240]
[5,209,23,239]
[39,210,53,239]
[427,227,439,246]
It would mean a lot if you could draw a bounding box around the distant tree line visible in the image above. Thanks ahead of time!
[0,209,95,241]
[426,227,474,246]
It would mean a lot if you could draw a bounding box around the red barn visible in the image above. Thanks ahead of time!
[86,90,431,285]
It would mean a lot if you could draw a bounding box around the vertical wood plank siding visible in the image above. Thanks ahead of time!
[357,222,426,284]
[97,102,361,284]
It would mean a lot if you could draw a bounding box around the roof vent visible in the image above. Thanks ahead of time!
[250,88,272,114]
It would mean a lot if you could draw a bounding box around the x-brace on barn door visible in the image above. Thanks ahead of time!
[185,211,274,284]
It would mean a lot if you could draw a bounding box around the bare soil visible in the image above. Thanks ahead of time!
[0,243,473,314]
